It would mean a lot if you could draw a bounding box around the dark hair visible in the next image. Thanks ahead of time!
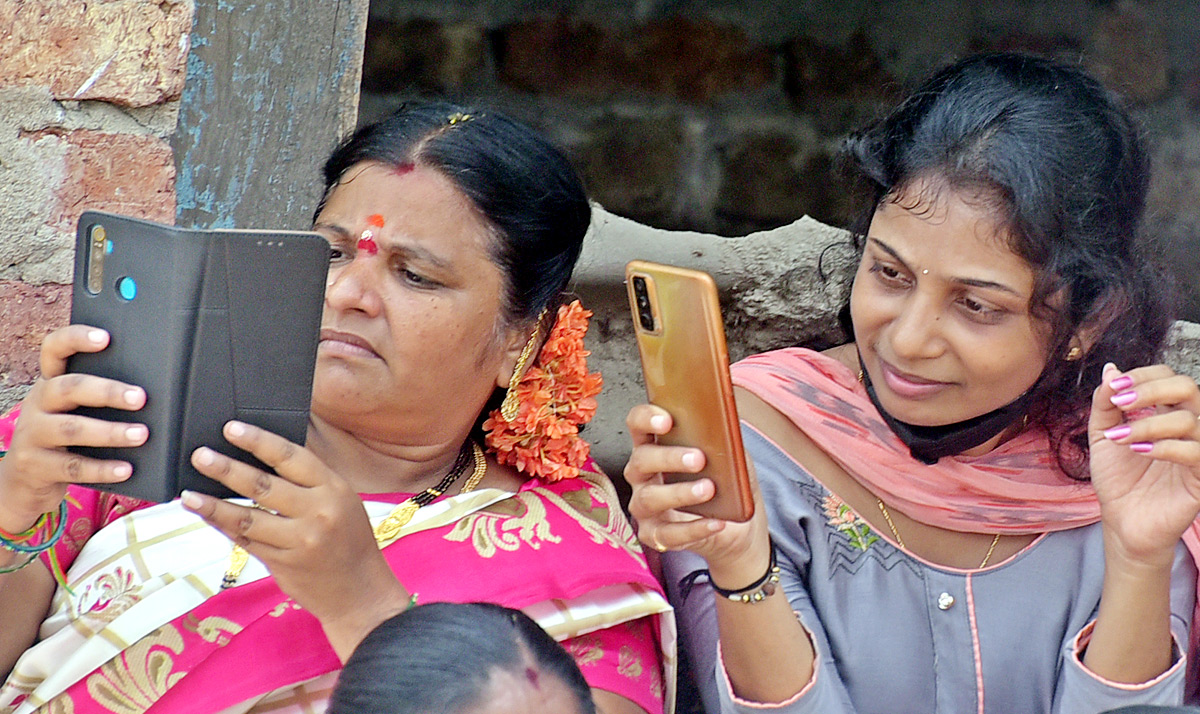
[329,602,596,714]
[318,100,591,325]
[840,52,1173,477]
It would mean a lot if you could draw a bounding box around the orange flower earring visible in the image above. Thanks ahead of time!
[483,301,603,481]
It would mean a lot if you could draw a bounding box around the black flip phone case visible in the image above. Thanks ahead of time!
[67,211,330,502]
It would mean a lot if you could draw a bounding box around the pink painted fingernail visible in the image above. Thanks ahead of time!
[1108,375,1134,391]
[1110,391,1138,407]
[1103,425,1132,441]
[1130,442,1154,453]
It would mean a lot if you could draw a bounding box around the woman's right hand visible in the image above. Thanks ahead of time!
[0,325,147,532]
[624,404,770,579]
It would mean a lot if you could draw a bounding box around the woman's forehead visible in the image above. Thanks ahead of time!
[323,163,484,232]
[873,184,1035,287]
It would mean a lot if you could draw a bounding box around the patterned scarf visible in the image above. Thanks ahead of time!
[732,347,1200,699]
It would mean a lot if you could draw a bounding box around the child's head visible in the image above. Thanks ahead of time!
[329,602,596,714]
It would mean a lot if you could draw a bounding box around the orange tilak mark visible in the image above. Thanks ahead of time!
[367,214,385,228]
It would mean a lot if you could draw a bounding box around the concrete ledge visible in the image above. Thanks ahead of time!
[575,204,1200,478]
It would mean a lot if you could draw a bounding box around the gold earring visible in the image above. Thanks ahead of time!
[500,312,547,421]
[1065,346,1083,361]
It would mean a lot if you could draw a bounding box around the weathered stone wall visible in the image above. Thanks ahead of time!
[577,205,1200,477]
[0,0,191,410]
[360,0,1200,322]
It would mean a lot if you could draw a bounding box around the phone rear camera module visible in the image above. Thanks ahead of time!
[116,276,138,301]
[85,224,107,295]
[631,276,656,331]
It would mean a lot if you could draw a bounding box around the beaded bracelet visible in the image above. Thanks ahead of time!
[0,500,69,555]
[710,538,781,604]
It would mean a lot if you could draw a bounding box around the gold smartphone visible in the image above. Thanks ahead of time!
[626,260,754,522]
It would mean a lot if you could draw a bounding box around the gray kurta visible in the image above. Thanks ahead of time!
[664,425,1196,714]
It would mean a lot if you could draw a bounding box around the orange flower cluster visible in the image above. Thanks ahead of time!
[483,300,603,481]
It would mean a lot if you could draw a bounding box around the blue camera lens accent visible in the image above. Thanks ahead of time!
[116,276,137,301]
[105,239,113,254]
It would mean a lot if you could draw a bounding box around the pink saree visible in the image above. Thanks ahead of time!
[0,405,674,714]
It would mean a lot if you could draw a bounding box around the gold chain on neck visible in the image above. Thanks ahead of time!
[876,498,1000,569]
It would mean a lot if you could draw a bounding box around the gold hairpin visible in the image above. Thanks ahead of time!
[447,112,473,125]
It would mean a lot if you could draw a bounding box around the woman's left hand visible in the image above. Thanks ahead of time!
[1089,362,1200,566]
[181,420,410,660]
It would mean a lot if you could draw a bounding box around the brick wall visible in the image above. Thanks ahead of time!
[360,0,1200,321]
[0,0,191,410]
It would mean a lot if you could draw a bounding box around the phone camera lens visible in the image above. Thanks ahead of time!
[632,277,655,331]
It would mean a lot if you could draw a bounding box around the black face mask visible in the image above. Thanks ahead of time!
[859,357,1033,464]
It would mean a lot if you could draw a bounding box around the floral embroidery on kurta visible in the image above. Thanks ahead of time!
[822,494,878,551]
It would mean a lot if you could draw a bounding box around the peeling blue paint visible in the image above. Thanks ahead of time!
[175,49,219,225]
[175,0,364,230]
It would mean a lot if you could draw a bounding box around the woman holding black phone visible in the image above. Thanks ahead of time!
[0,102,670,714]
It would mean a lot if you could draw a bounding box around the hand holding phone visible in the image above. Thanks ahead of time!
[66,211,330,502]
[626,260,754,522]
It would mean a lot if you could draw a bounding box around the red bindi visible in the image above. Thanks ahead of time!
[357,231,379,257]
[356,236,378,256]
[525,667,540,689]
[392,163,414,176]
[357,215,384,256]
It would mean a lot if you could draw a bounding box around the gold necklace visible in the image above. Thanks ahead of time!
[876,498,1000,569]
[221,442,487,590]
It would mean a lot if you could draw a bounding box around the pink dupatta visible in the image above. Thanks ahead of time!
[731,347,1200,695]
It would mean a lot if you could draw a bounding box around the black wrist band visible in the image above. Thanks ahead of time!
[709,538,781,603]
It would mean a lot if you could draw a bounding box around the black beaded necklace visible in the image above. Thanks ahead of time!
[406,441,475,509]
